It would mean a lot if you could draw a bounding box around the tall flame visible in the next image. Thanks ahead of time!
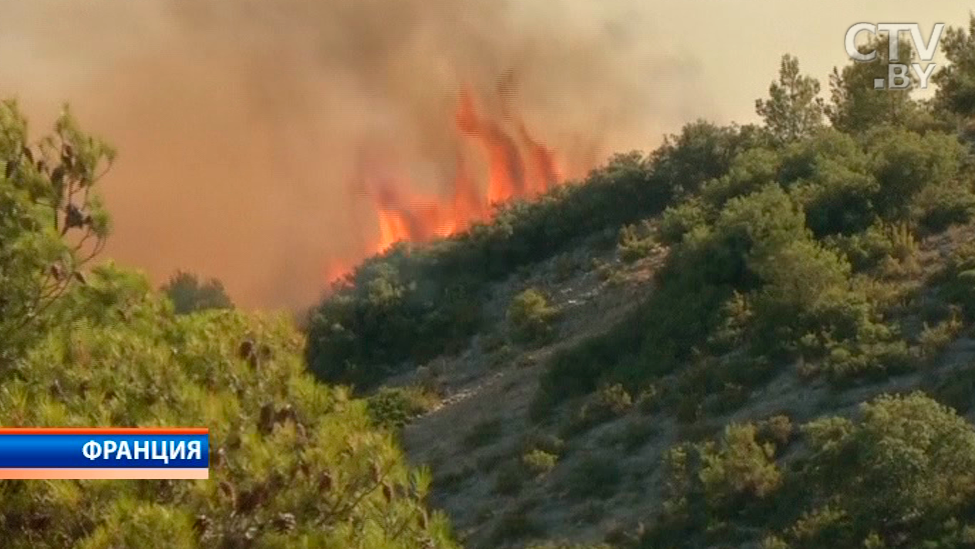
[327,82,572,283]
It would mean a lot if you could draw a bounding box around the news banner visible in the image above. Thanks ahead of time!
[0,428,209,479]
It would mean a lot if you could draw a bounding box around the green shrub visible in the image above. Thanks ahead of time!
[522,449,559,477]
[917,314,964,363]
[787,506,850,545]
[793,393,975,544]
[591,384,633,415]
[568,384,633,433]
[914,181,975,231]
[160,271,234,315]
[618,221,660,262]
[508,288,559,344]
[868,127,964,222]
[698,423,782,509]
[939,242,975,319]
[366,386,439,429]
[658,198,710,245]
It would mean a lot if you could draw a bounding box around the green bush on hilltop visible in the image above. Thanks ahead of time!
[161,270,234,315]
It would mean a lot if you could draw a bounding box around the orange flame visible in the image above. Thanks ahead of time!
[324,81,572,284]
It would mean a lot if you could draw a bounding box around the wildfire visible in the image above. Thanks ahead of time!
[327,82,571,283]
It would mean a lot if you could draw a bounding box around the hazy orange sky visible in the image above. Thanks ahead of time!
[0,1,971,309]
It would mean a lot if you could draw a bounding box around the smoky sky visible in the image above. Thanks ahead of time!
[0,0,708,309]
[4,1,966,308]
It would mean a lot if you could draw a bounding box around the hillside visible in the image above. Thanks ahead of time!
[305,28,975,549]
[393,221,975,548]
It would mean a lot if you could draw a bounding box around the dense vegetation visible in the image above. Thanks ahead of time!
[534,33,975,411]
[0,103,456,547]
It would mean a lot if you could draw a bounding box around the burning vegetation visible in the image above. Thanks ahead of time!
[330,81,578,282]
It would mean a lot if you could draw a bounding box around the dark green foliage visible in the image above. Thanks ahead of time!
[535,305,647,409]
[935,15,975,120]
[781,130,877,236]
[938,241,975,319]
[914,180,975,231]
[305,254,485,389]
[867,127,964,221]
[161,270,234,315]
[756,415,794,447]
[756,54,825,144]
[789,393,975,547]
[537,74,975,402]
[827,221,918,273]
[826,36,921,134]
[655,421,783,544]
[646,393,975,549]
[650,120,768,200]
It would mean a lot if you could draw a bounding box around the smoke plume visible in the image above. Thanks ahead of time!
[0,0,707,308]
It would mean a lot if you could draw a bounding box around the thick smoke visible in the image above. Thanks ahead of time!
[0,0,707,308]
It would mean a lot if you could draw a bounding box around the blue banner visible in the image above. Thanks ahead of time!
[0,433,209,469]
